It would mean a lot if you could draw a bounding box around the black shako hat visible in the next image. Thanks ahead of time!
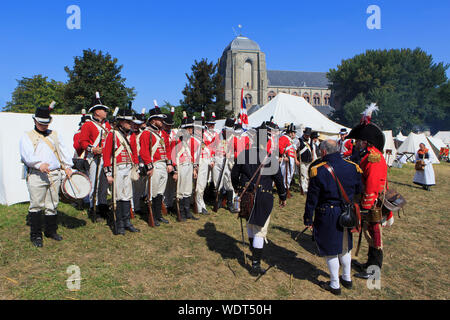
[116,109,134,121]
[180,116,194,129]
[33,101,56,125]
[224,118,235,129]
[148,107,167,120]
[346,103,385,152]
[285,123,296,133]
[205,112,216,125]
[311,131,319,139]
[163,113,174,126]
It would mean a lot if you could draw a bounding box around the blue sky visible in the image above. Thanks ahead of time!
[0,0,449,112]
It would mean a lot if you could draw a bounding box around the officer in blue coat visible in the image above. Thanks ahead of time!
[304,139,362,295]
[232,124,287,277]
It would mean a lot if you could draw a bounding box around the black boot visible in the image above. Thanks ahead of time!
[30,211,43,247]
[185,197,199,220]
[353,246,374,272]
[97,204,110,221]
[354,247,381,279]
[226,191,237,213]
[115,201,125,235]
[44,214,63,241]
[155,195,169,224]
[151,197,160,226]
[178,198,187,221]
[250,247,266,277]
[123,201,140,233]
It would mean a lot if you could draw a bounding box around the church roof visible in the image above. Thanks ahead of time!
[224,36,261,52]
[267,70,330,88]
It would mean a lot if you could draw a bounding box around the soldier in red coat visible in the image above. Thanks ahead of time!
[139,107,174,226]
[103,109,140,235]
[79,93,112,221]
[346,103,394,279]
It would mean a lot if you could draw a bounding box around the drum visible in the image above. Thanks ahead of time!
[60,172,92,202]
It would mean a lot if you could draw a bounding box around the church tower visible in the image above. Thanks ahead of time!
[218,35,268,115]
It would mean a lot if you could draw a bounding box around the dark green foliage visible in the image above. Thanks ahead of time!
[328,48,449,133]
[181,58,231,119]
[3,75,66,113]
[63,49,136,114]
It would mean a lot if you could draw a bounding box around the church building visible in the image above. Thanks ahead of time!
[218,35,332,115]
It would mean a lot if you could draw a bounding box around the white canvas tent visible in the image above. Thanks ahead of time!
[434,131,450,146]
[396,132,440,164]
[427,136,446,159]
[0,113,80,206]
[247,93,348,134]
[395,131,407,142]
[383,130,397,166]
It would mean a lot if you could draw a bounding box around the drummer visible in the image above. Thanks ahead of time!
[19,103,73,248]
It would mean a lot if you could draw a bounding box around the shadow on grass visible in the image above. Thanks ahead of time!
[196,222,327,284]
[57,211,87,229]
[389,180,422,190]
[272,225,318,256]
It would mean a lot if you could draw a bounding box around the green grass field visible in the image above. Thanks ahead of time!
[1,162,449,300]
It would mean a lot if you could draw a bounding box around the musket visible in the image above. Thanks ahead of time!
[146,175,155,227]
[213,155,227,212]
[294,226,309,241]
[91,128,103,223]
[111,123,117,234]
[297,145,305,195]
[285,156,292,199]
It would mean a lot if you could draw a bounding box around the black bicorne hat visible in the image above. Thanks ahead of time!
[311,131,319,139]
[205,112,216,125]
[346,103,385,151]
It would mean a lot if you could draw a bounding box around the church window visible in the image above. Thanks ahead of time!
[245,94,253,105]
[292,92,298,96]
[324,94,330,105]
[243,61,253,89]
[303,93,310,103]
[313,93,321,105]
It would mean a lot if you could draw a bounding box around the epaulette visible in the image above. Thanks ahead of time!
[368,150,381,163]
[309,162,326,178]
[344,159,363,173]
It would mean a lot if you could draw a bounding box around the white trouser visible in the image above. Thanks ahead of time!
[151,161,168,199]
[177,163,193,199]
[280,157,295,189]
[27,169,62,216]
[325,228,352,289]
[247,215,271,243]
[132,175,147,212]
[300,162,311,193]
[213,157,234,192]
[195,157,210,211]
[114,163,133,202]
[87,154,108,207]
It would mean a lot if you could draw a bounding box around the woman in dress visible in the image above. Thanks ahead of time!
[413,143,436,191]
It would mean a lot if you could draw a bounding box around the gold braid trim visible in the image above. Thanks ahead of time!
[344,159,363,173]
[368,150,381,163]
[309,162,326,178]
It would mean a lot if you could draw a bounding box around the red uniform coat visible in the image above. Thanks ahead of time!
[79,119,112,155]
[359,146,388,210]
[73,130,83,157]
[278,135,296,158]
[103,130,139,168]
[139,128,172,167]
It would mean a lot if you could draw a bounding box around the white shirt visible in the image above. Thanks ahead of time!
[20,131,73,171]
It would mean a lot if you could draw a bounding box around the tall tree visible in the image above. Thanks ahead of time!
[328,48,449,133]
[181,58,231,119]
[64,49,136,113]
[3,75,66,113]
